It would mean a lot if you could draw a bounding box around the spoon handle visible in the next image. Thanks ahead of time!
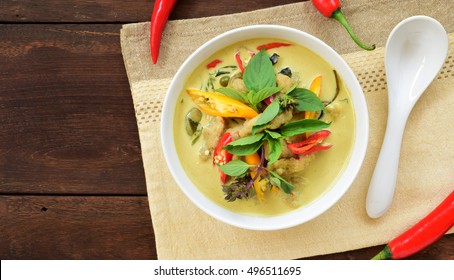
[366,116,407,218]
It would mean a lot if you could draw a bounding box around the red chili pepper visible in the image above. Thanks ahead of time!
[311,0,375,51]
[150,0,177,64]
[287,130,332,155]
[372,190,454,260]
[234,51,245,73]
[213,132,233,183]
[206,59,222,69]
[264,95,274,105]
[256,42,292,51]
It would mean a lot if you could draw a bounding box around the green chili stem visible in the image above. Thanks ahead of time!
[371,245,393,260]
[332,9,375,51]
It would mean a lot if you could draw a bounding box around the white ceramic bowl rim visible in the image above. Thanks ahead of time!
[161,25,369,231]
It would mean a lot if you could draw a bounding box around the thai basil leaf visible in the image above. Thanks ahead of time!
[277,177,295,194]
[280,119,330,137]
[268,170,295,194]
[243,49,276,92]
[217,160,251,176]
[223,139,264,156]
[216,87,248,103]
[224,133,265,156]
[266,137,282,165]
[252,98,281,135]
[249,87,282,106]
[288,88,325,112]
[224,133,264,147]
[265,129,282,139]
[269,176,281,188]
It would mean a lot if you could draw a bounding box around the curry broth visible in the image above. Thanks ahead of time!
[173,38,355,216]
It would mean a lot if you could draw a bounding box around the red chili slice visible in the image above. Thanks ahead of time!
[206,59,222,69]
[298,144,333,155]
[264,95,274,105]
[287,130,332,155]
[234,51,245,73]
[213,132,233,183]
[257,42,292,51]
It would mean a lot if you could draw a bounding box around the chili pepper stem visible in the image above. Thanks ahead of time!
[371,245,392,260]
[331,9,375,51]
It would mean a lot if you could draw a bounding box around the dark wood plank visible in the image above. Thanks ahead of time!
[0,0,152,22]
[170,0,304,21]
[0,0,304,22]
[0,195,451,260]
[0,24,146,195]
[0,195,156,259]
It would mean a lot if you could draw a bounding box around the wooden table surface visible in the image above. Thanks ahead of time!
[0,0,452,260]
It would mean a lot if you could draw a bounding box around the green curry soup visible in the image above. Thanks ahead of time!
[173,38,355,216]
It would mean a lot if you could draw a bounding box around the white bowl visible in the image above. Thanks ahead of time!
[161,25,369,231]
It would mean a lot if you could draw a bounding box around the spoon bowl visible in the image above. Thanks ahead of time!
[366,16,448,218]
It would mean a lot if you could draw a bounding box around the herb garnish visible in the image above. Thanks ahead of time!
[218,147,296,199]
[243,49,276,92]
[252,98,281,135]
[207,47,332,201]
[225,119,329,164]
[216,49,283,111]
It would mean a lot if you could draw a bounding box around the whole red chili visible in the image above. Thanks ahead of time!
[213,132,234,184]
[150,0,177,64]
[311,0,375,51]
[372,190,454,260]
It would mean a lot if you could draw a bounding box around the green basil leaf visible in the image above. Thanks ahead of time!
[224,133,265,156]
[243,49,276,92]
[268,170,295,194]
[278,178,295,194]
[280,119,330,137]
[267,137,282,165]
[245,90,255,104]
[265,130,282,139]
[245,90,259,112]
[217,160,250,176]
[224,139,264,156]
[225,133,264,147]
[249,87,282,106]
[269,176,281,188]
[252,98,281,135]
[216,87,248,103]
[288,88,325,112]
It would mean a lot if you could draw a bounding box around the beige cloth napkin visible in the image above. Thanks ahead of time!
[121,0,454,259]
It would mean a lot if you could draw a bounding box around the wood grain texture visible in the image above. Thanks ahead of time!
[0,196,156,259]
[0,0,303,22]
[0,194,452,259]
[0,24,146,195]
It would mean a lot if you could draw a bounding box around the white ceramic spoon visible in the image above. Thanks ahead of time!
[366,16,448,219]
